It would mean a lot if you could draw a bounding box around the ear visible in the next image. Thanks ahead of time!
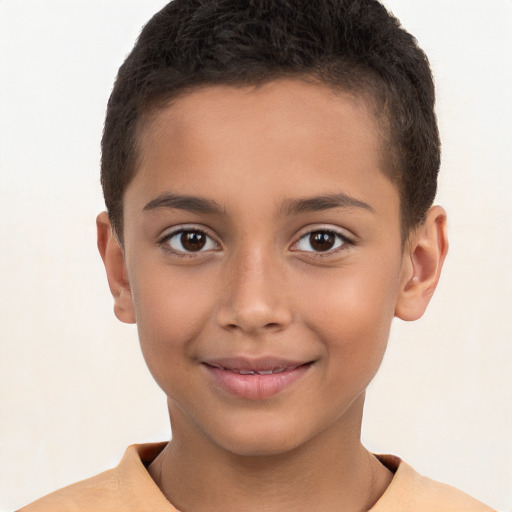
[96,212,136,324]
[395,206,449,321]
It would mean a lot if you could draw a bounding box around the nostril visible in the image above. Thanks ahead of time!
[216,300,293,334]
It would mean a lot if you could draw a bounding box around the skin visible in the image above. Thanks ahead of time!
[98,79,448,512]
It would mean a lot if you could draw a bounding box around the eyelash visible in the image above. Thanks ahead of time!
[292,228,354,257]
[158,227,219,258]
[158,227,354,258]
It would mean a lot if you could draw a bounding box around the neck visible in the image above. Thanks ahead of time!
[149,395,393,512]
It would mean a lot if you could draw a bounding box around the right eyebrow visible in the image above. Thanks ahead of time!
[143,193,226,215]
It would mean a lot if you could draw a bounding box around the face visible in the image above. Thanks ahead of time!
[115,80,410,456]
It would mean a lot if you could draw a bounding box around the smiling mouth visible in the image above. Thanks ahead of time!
[205,363,304,375]
[202,359,313,400]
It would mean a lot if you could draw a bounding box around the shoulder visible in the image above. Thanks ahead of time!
[18,467,120,512]
[18,443,175,512]
[371,455,496,512]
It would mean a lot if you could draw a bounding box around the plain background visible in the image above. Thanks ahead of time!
[0,1,511,510]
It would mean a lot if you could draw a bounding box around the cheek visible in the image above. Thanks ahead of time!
[129,266,216,376]
[301,266,398,334]
[297,261,401,377]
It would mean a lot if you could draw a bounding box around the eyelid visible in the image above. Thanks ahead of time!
[157,224,355,257]
[290,225,355,256]
[158,224,221,255]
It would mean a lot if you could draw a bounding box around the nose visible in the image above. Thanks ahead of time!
[216,246,293,335]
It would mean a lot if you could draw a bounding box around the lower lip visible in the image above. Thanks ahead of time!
[203,363,312,400]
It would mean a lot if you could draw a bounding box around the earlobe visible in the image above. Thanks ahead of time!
[96,212,136,324]
[395,206,449,321]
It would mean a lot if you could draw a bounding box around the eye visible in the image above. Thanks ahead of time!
[162,229,218,254]
[295,230,349,253]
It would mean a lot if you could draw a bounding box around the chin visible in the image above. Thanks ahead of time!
[208,418,316,458]
[220,436,304,458]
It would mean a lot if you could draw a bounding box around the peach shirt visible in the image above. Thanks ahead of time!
[19,443,495,512]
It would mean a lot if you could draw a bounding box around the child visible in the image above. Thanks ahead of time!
[19,0,495,510]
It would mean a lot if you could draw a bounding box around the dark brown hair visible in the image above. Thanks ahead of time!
[101,0,439,241]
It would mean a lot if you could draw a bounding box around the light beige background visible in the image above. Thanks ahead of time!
[0,1,510,510]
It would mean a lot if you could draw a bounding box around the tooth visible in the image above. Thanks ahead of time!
[257,370,273,375]
[273,368,285,373]
[238,369,255,375]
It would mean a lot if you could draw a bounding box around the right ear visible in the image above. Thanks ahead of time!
[96,212,136,324]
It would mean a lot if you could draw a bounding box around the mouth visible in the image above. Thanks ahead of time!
[202,358,314,400]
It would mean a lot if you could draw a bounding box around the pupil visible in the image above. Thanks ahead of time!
[181,231,206,251]
[310,231,335,251]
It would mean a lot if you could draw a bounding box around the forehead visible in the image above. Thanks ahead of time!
[144,79,375,133]
[141,80,382,151]
[126,79,398,224]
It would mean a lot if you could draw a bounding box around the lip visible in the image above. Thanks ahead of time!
[202,357,313,400]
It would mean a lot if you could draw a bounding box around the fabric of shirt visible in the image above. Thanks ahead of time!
[18,442,495,512]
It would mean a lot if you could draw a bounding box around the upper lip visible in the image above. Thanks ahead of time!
[202,357,311,374]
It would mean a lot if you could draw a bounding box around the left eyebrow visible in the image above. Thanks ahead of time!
[143,193,226,215]
[281,193,375,216]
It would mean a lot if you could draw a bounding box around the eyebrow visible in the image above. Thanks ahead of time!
[281,193,374,216]
[142,192,374,217]
[143,193,226,215]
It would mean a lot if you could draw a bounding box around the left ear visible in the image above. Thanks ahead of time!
[395,205,449,321]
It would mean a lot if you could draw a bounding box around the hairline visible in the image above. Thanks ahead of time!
[112,75,408,245]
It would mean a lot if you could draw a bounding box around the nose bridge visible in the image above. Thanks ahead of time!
[217,242,292,334]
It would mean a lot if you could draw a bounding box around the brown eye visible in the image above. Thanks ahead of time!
[309,231,336,251]
[181,231,206,251]
[295,230,347,253]
[165,229,217,254]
